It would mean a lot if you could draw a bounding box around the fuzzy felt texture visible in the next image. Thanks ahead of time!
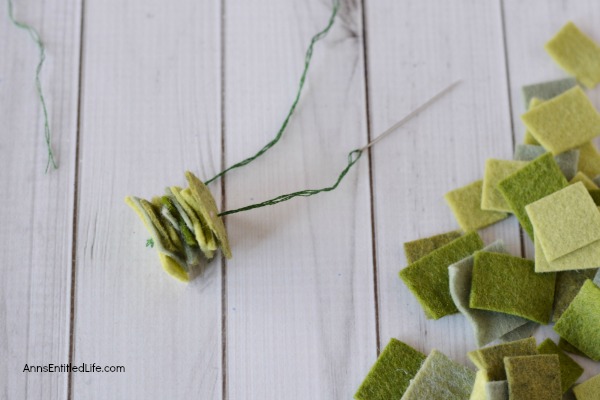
[469,370,488,400]
[505,354,562,400]
[401,349,476,400]
[403,230,463,264]
[559,337,589,358]
[482,159,529,212]
[523,98,545,145]
[498,153,568,239]
[354,338,425,400]
[521,87,600,154]
[573,373,600,400]
[570,171,600,190]
[448,241,530,347]
[500,321,539,343]
[588,189,600,206]
[545,22,600,88]
[470,252,556,324]
[537,338,584,393]
[554,280,600,360]
[522,78,579,107]
[171,186,216,259]
[578,142,600,178]
[553,269,598,321]
[534,232,600,272]
[399,232,484,320]
[513,145,579,181]
[485,381,509,400]
[444,180,508,231]
[526,183,600,261]
[467,337,538,381]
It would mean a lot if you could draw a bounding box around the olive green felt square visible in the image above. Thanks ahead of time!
[521,87,600,154]
[500,321,539,343]
[545,22,600,88]
[554,279,600,360]
[553,269,598,321]
[559,338,589,358]
[448,241,530,347]
[505,354,562,400]
[534,229,600,272]
[354,338,426,400]
[403,230,463,264]
[525,183,600,261]
[498,153,568,239]
[399,232,484,320]
[467,337,538,381]
[513,145,579,181]
[578,142,600,178]
[482,159,528,212]
[470,252,556,324]
[485,381,509,400]
[573,373,600,400]
[522,78,579,107]
[445,180,508,231]
[401,349,476,400]
[538,338,584,393]
[570,171,599,190]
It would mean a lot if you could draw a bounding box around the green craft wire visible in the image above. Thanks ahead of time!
[204,0,340,185]
[7,0,57,172]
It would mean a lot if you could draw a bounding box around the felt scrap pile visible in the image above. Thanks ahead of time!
[356,21,600,399]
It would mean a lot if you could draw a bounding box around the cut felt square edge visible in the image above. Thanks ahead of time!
[505,354,562,400]
[500,321,539,343]
[523,98,545,145]
[445,180,508,231]
[537,338,584,393]
[485,381,509,400]
[514,145,580,184]
[553,269,598,322]
[403,230,463,264]
[469,370,488,400]
[559,337,590,358]
[534,232,600,273]
[467,337,538,381]
[578,142,600,178]
[573,373,600,400]
[570,171,600,190]
[482,159,529,212]
[522,77,578,107]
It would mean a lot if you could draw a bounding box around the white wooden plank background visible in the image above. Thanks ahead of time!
[1,0,599,399]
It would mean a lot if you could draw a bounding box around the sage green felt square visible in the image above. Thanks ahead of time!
[570,171,599,190]
[403,230,463,264]
[513,144,579,181]
[505,354,562,400]
[400,232,483,320]
[525,183,600,261]
[534,229,600,272]
[522,78,578,107]
[545,22,600,88]
[485,381,509,400]
[467,337,538,381]
[554,279,600,360]
[521,87,600,154]
[401,349,476,400]
[498,153,568,239]
[500,321,539,343]
[354,338,425,400]
[470,252,556,324]
[553,269,598,321]
[595,269,600,286]
[444,180,508,231]
[482,159,528,212]
[573,373,600,400]
[578,142,600,178]
[537,338,584,393]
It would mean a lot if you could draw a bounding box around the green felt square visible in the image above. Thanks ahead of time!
[553,269,598,321]
[467,337,538,381]
[354,338,425,400]
[523,97,544,145]
[514,144,580,181]
[545,22,600,88]
[578,142,600,178]
[445,180,508,231]
[448,241,530,347]
[526,183,600,261]
[399,232,484,320]
[534,231,600,272]
[559,337,589,358]
[482,159,528,212]
[470,370,488,400]
[521,87,600,154]
[500,321,539,343]
[485,381,509,400]
[498,153,569,239]
[522,78,579,107]
[401,349,476,400]
[470,252,556,324]
[537,338,584,393]
[403,230,463,264]
[570,171,599,190]
[554,279,600,360]
[573,373,600,400]
[505,354,562,400]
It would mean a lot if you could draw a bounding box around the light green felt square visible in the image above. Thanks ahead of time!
[537,338,584,393]
[554,279,600,361]
[526,183,600,261]
[470,370,488,400]
[498,153,568,239]
[399,232,484,320]
[467,337,538,381]
[445,180,508,231]
[573,373,600,400]
[578,142,600,178]
[354,338,425,400]
[545,22,600,88]
[401,349,476,400]
[403,230,463,264]
[522,78,579,107]
[505,354,562,400]
[523,97,544,145]
[482,159,528,212]
[570,171,599,190]
[553,269,598,322]
[521,87,600,154]
[534,227,600,272]
[514,144,579,181]
[470,252,556,324]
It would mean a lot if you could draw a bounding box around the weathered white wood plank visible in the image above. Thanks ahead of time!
[0,0,81,398]
[365,0,520,367]
[503,0,600,380]
[224,0,376,398]
[71,1,223,398]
